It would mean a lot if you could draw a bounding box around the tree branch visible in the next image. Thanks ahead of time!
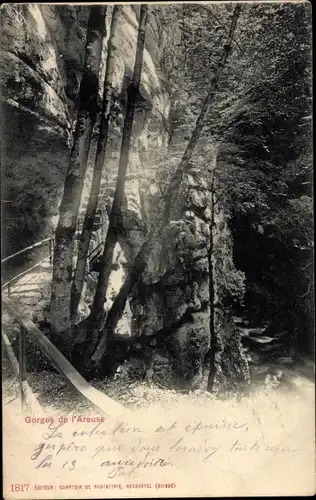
[200,5,244,55]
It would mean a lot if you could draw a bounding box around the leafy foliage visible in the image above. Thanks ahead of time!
[155,3,312,351]
[214,4,312,350]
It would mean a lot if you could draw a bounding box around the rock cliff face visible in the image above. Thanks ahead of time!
[125,160,250,391]
[1,4,169,257]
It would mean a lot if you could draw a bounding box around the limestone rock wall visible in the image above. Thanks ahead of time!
[1,4,169,257]
[128,163,250,391]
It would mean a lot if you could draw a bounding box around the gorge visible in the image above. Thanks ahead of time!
[1,3,313,397]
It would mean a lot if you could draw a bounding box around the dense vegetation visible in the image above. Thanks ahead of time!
[162,2,313,356]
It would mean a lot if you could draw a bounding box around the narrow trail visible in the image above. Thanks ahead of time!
[2,258,52,308]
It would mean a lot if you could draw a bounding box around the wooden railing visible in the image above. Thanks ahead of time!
[87,241,104,263]
[1,236,105,297]
[1,237,54,298]
[2,324,44,415]
[1,237,54,264]
[1,236,122,417]
[2,297,125,416]
[1,222,106,293]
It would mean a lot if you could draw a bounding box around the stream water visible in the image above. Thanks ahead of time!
[234,315,314,390]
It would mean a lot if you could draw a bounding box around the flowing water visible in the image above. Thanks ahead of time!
[234,315,314,390]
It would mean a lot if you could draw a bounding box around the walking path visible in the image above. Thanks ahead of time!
[2,258,52,309]
[1,250,125,418]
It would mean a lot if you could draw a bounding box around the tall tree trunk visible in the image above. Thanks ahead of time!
[163,3,242,222]
[207,169,217,392]
[88,5,149,340]
[50,7,107,353]
[71,6,122,322]
[91,5,242,366]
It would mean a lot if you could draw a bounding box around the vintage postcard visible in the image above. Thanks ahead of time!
[1,1,314,498]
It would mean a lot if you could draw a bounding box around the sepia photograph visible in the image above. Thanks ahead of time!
[1,1,314,498]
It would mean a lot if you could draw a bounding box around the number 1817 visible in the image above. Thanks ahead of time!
[10,484,30,492]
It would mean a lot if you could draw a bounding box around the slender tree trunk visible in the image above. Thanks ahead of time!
[163,4,242,222]
[91,236,153,362]
[91,5,242,366]
[207,169,217,392]
[88,5,148,336]
[50,7,107,352]
[71,6,122,322]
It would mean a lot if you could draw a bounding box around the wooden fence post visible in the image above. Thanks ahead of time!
[49,238,53,265]
[19,327,26,412]
[7,282,11,298]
